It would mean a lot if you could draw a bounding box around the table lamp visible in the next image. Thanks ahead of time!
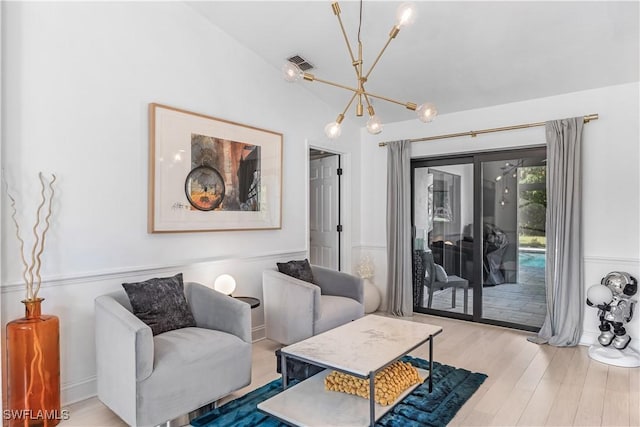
[214,274,236,296]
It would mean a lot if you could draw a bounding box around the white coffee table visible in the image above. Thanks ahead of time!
[258,314,443,427]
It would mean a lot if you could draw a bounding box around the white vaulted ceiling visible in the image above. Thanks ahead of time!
[188,1,639,124]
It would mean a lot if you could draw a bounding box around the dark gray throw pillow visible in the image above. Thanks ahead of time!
[277,259,315,284]
[122,273,196,336]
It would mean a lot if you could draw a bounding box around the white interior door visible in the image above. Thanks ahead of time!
[309,154,339,269]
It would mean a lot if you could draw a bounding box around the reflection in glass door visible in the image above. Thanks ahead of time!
[481,154,547,328]
[412,148,547,331]
[413,161,474,317]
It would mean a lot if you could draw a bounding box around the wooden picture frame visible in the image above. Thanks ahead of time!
[149,103,282,232]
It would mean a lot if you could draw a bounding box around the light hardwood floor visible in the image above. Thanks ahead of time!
[60,314,640,426]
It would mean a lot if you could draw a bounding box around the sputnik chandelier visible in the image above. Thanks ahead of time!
[282,1,437,139]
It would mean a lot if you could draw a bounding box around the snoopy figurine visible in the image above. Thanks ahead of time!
[587,271,638,350]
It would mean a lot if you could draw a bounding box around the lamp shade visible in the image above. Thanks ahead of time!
[214,274,236,295]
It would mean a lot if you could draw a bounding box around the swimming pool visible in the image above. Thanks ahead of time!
[519,251,545,269]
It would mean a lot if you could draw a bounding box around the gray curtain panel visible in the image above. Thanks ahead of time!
[386,140,413,317]
[529,117,584,346]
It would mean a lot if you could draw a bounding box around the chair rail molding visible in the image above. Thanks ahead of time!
[354,244,386,251]
[583,256,639,267]
[1,248,308,293]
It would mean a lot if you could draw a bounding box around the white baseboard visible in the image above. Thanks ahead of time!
[579,331,598,347]
[62,376,97,406]
[252,325,266,342]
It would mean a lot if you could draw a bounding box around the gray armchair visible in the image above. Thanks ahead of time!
[263,265,364,345]
[95,282,252,427]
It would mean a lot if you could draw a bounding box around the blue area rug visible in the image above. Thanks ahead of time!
[191,356,487,427]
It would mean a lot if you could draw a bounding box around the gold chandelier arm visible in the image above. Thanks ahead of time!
[364,26,400,80]
[308,74,416,110]
[363,89,417,110]
[310,75,361,94]
[332,2,361,80]
[340,92,359,117]
[363,93,375,113]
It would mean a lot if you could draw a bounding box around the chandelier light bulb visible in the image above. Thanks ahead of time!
[396,2,417,28]
[324,121,342,139]
[366,115,383,135]
[416,102,438,123]
[504,187,510,194]
[282,62,302,82]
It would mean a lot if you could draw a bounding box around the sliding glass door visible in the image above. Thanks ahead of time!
[480,152,547,328]
[412,148,547,331]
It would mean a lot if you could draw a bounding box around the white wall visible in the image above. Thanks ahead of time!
[2,1,637,409]
[0,1,360,405]
[359,82,640,348]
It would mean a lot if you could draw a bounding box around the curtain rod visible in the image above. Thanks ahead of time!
[378,113,599,147]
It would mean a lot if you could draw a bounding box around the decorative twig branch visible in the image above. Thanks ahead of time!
[27,173,49,299]
[2,171,56,301]
[33,173,57,299]
[3,173,31,300]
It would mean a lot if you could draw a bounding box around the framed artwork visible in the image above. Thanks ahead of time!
[149,103,282,232]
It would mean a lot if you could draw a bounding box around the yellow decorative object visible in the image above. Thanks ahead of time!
[324,361,422,406]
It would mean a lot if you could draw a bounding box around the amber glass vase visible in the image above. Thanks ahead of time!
[6,298,61,427]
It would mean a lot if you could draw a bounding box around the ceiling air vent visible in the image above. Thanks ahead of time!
[287,55,314,71]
